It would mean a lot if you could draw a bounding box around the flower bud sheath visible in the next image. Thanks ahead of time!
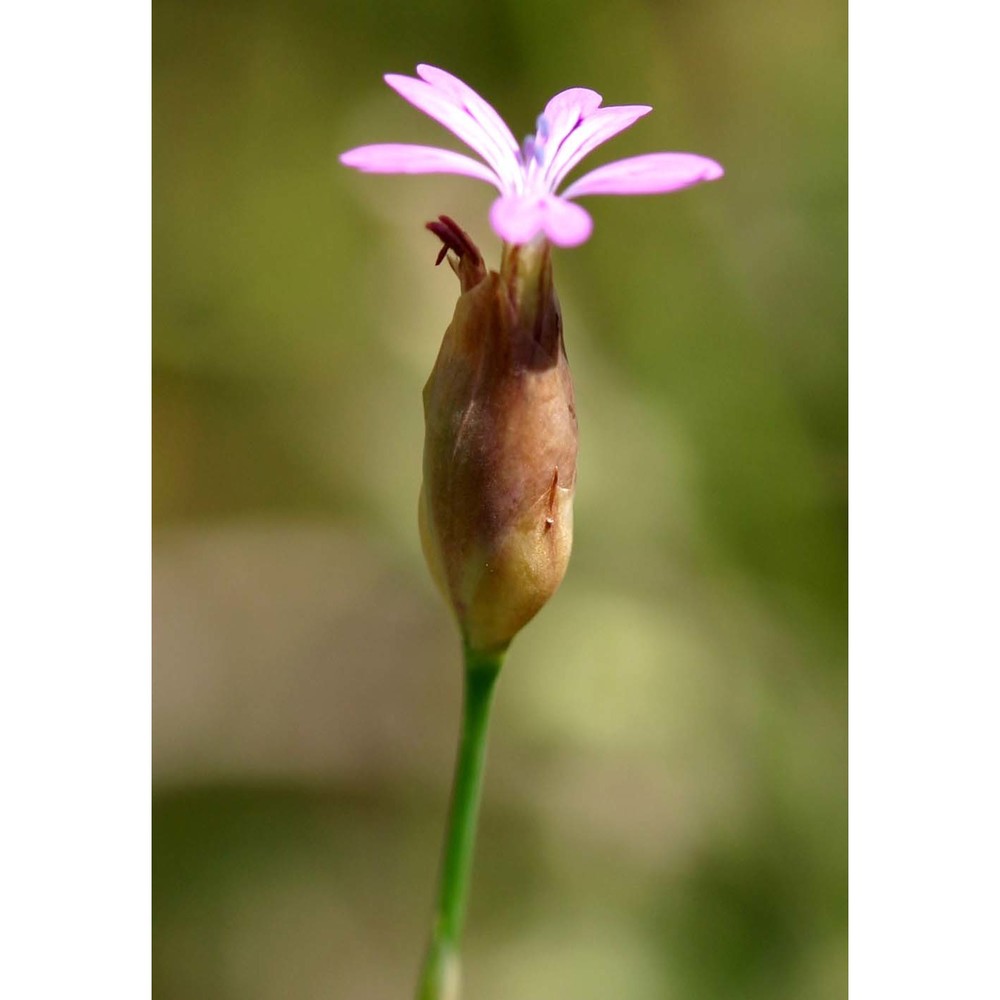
[419,219,578,654]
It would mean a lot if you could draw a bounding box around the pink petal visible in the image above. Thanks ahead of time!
[489,195,546,245]
[544,105,652,191]
[538,88,605,168]
[415,65,521,161]
[561,152,725,199]
[489,195,594,247]
[339,144,502,188]
[543,88,604,132]
[384,72,521,192]
[540,197,593,247]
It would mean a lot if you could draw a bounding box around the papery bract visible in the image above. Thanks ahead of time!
[418,218,577,654]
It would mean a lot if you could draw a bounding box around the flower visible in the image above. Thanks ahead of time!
[340,64,724,248]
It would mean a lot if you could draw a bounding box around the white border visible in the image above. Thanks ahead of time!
[3,0,998,996]
[0,3,151,997]
[851,1,999,997]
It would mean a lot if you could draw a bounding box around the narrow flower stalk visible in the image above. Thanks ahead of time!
[339,65,724,1000]
[416,645,503,1000]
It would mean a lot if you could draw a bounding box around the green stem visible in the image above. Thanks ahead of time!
[416,644,505,1000]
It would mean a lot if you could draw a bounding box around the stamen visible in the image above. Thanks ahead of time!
[521,134,536,165]
[425,216,486,292]
[529,115,550,166]
[426,215,481,266]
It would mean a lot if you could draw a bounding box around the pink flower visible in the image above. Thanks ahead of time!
[340,65,724,248]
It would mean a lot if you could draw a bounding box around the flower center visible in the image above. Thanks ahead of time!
[519,114,553,193]
[521,134,543,167]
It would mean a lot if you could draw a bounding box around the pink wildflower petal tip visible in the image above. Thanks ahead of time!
[489,195,546,245]
[545,105,653,191]
[539,196,594,247]
[542,87,604,137]
[339,144,502,188]
[414,65,520,159]
[562,153,725,200]
[384,72,521,191]
[490,195,593,248]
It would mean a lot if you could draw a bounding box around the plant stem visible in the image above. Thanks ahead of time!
[416,644,505,1000]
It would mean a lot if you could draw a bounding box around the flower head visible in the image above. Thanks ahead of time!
[341,64,723,247]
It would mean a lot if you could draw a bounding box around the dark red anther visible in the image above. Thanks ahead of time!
[425,215,486,292]
[426,215,482,269]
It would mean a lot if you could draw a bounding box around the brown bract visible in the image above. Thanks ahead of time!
[419,218,578,654]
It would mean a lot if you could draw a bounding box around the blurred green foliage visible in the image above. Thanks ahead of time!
[154,0,846,996]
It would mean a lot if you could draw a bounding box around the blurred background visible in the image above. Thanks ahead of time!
[153,0,846,996]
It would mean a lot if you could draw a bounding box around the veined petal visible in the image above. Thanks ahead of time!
[545,105,652,192]
[385,72,521,192]
[537,88,605,178]
[489,195,546,245]
[543,88,604,136]
[561,152,725,199]
[489,195,593,247]
[340,144,502,188]
[415,65,521,162]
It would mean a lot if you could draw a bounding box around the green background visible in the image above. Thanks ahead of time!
[154,0,846,996]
